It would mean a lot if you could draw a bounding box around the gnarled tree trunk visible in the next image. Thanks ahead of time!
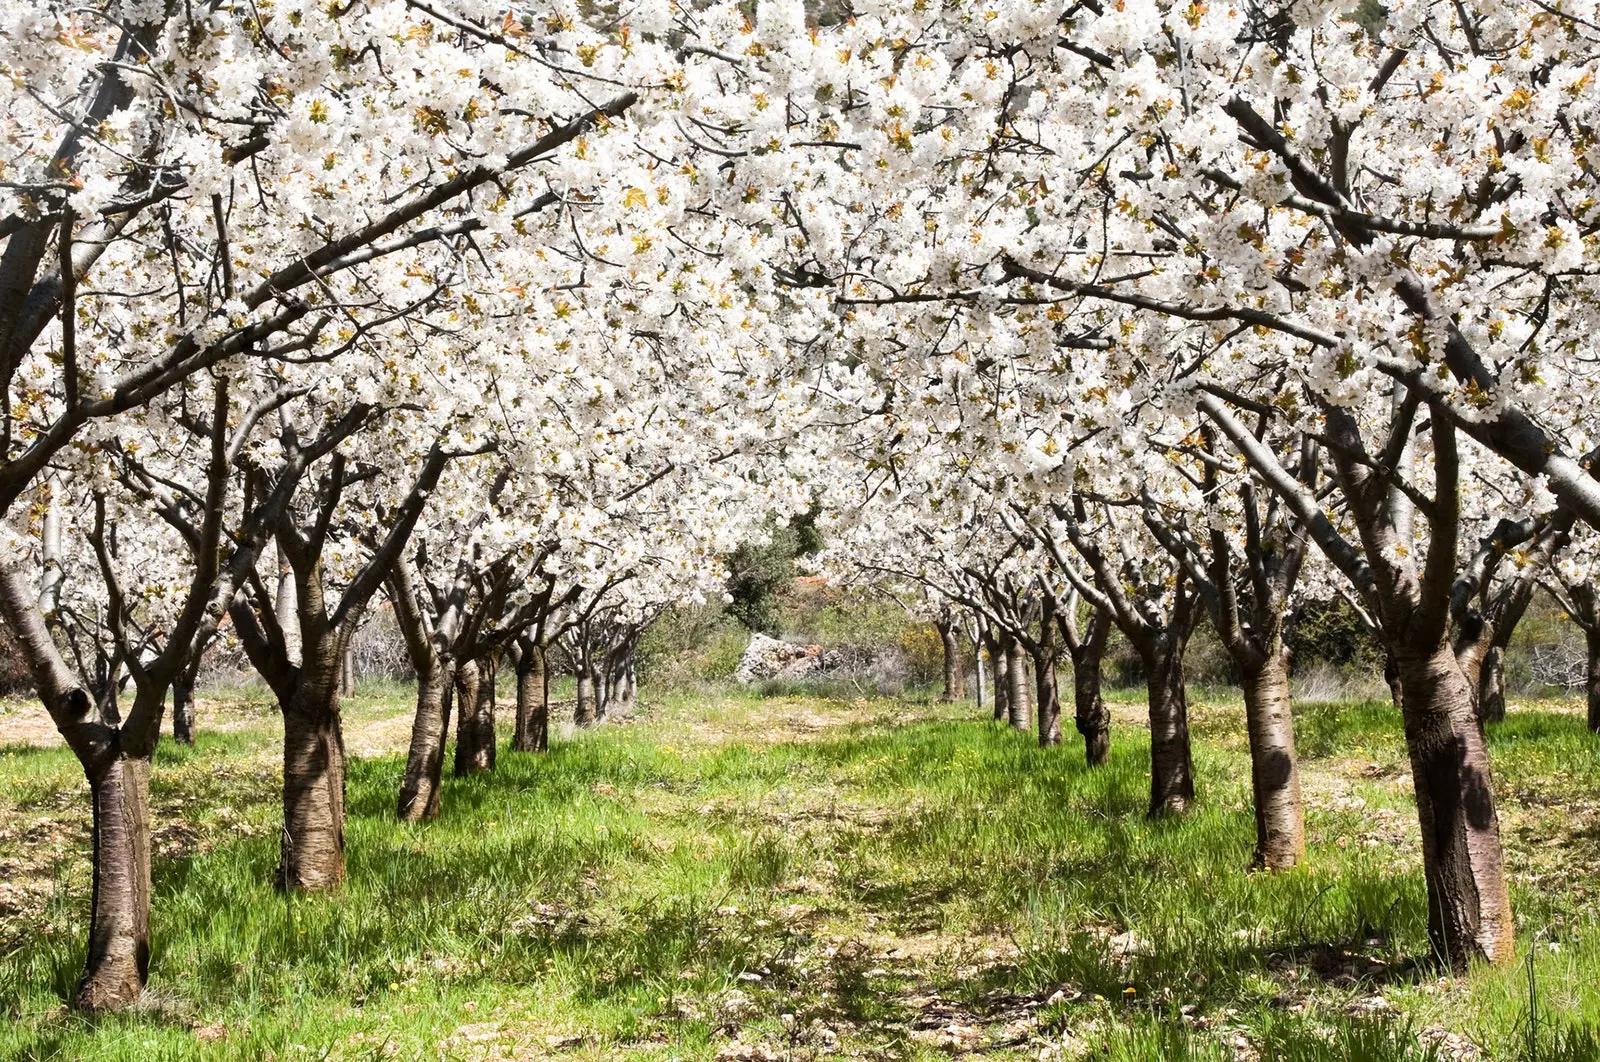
[1239,649,1305,869]
[1395,642,1514,967]
[280,677,347,890]
[76,754,151,1011]
[513,640,549,752]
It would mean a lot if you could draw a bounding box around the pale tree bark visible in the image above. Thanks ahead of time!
[1006,639,1032,732]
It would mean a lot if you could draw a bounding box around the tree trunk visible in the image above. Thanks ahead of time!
[1144,638,1194,817]
[973,638,986,716]
[990,640,1009,722]
[280,682,346,890]
[1384,651,1403,708]
[339,644,355,698]
[616,654,638,713]
[397,658,452,821]
[1033,651,1061,747]
[1006,641,1032,732]
[575,667,597,726]
[1395,644,1514,968]
[171,673,196,746]
[75,755,151,1011]
[1239,649,1305,870]
[938,621,964,701]
[1588,628,1600,735]
[1477,643,1507,725]
[1073,613,1111,766]
[513,642,549,752]
[453,659,495,775]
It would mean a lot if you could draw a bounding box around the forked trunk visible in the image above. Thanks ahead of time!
[1476,644,1507,725]
[513,643,549,752]
[1588,629,1600,735]
[1395,643,1514,968]
[280,681,346,890]
[1033,651,1061,747]
[453,659,495,775]
[1144,639,1194,817]
[171,673,196,745]
[397,659,452,821]
[76,755,151,1011]
[1239,649,1305,870]
[1006,642,1032,732]
[575,668,597,726]
[1384,651,1403,709]
[1073,616,1110,766]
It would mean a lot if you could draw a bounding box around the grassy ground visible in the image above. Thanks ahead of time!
[1,682,1599,1061]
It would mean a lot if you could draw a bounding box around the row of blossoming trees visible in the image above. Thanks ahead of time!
[2,0,1598,1014]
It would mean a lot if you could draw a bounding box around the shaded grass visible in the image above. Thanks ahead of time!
[0,686,1598,1059]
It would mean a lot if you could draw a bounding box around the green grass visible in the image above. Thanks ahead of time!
[2,685,1599,1059]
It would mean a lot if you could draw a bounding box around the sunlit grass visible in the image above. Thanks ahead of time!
[1,684,1597,1059]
